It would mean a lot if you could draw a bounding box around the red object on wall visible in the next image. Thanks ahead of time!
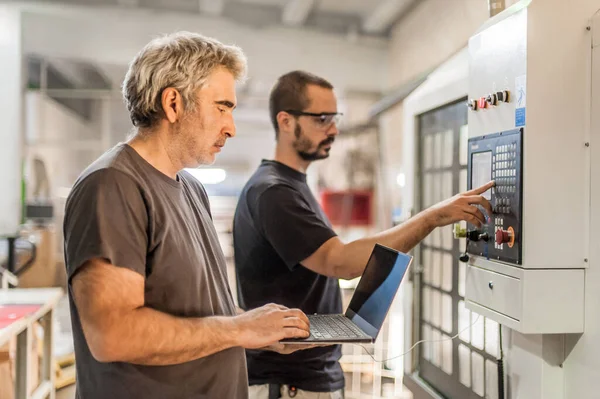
[320,190,373,226]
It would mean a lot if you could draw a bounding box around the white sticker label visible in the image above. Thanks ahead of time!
[515,75,527,108]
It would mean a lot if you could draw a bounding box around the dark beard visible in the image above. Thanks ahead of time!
[294,124,334,161]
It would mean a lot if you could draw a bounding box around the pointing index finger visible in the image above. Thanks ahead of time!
[466,181,495,196]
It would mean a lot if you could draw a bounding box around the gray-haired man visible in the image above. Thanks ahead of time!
[63,32,310,399]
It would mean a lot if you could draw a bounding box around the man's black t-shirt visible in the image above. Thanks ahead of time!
[233,160,344,392]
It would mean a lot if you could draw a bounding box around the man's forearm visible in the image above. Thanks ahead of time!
[316,183,493,280]
[332,209,437,279]
[93,306,239,366]
[75,260,311,366]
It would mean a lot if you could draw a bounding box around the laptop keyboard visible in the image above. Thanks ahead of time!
[308,314,366,339]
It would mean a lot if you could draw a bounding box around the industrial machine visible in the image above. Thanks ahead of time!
[460,0,591,334]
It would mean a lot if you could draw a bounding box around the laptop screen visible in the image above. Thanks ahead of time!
[345,244,412,339]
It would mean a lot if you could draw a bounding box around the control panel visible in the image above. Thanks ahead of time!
[466,128,523,265]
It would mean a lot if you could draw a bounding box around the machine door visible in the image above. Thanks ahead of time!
[417,100,501,399]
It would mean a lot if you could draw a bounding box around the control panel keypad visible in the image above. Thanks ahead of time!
[493,142,517,215]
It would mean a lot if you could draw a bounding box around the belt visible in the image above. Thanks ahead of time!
[268,384,298,399]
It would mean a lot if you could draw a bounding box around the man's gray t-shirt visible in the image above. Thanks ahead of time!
[63,143,247,399]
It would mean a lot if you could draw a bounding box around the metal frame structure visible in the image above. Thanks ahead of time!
[0,288,63,399]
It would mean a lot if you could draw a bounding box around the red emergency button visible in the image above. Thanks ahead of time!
[478,97,487,109]
[495,226,515,248]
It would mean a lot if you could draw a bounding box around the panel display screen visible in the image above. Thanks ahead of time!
[471,151,492,200]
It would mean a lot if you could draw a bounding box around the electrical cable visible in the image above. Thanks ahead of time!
[498,324,505,399]
[354,314,482,363]
[499,323,504,358]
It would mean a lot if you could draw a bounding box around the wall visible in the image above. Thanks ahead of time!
[25,92,106,196]
[389,0,488,89]
[0,6,23,235]
[380,0,520,223]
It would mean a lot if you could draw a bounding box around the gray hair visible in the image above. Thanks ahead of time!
[122,31,247,128]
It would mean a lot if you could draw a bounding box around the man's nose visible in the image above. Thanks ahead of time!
[327,122,339,136]
[225,116,236,138]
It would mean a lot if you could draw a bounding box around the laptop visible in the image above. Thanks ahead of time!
[281,243,413,344]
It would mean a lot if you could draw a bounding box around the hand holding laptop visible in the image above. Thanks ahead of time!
[262,342,335,355]
[234,303,310,349]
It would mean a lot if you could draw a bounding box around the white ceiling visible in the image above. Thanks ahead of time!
[316,0,376,15]
[235,0,284,6]
[237,0,377,16]
[11,0,418,37]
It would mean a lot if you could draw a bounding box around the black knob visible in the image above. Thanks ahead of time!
[497,90,510,102]
[478,232,490,242]
[467,230,487,241]
[489,281,494,289]
[486,93,498,106]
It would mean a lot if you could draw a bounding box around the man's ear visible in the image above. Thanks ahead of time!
[276,111,293,135]
[161,87,183,124]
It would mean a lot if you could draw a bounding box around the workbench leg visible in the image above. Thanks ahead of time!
[15,327,30,399]
[42,310,55,399]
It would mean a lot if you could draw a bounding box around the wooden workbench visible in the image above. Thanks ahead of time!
[0,288,64,399]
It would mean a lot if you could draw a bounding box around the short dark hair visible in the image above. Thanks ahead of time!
[269,70,334,139]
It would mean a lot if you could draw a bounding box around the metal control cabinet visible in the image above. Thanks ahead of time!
[463,0,588,334]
